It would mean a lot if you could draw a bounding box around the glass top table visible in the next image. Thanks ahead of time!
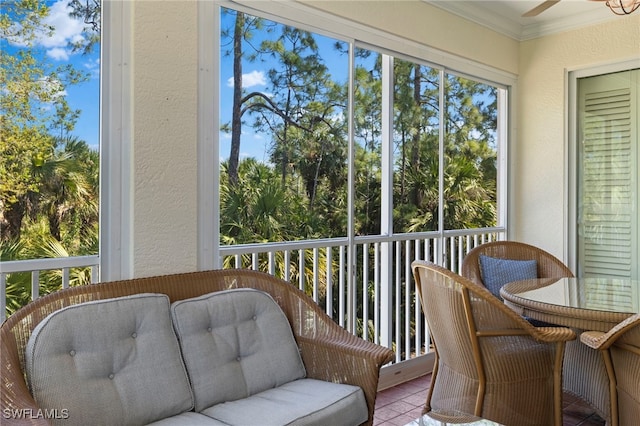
[500,276,639,423]
[406,410,503,426]
[500,277,639,332]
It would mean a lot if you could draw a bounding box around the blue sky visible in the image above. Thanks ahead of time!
[218,7,351,164]
[7,3,492,159]
[4,0,100,150]
[7,3,361,158]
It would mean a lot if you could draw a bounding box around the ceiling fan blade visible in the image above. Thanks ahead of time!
[522,0,562,17]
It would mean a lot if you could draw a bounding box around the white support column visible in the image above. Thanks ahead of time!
[380,54,394,349]
[100,0,133,281]
[436,69,445,266]
[198,1,218,270]
[347,42,356,333]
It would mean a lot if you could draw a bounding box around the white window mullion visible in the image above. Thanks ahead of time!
[346,41,356,334]
[436,69,445,266]
[379,54,394,349]
[198,1,218,270]
[100,0,133,282]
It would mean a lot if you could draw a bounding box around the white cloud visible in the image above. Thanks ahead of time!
[47,47,70,61]
[227,70,267,88]
[7,0,90,61]
[84,57,100,79]
[37,77,67,100]
[38,0,87,50]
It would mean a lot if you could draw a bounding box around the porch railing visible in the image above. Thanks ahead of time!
[0,255,100,320]
[219,228,504,363]
[1,228,504,363]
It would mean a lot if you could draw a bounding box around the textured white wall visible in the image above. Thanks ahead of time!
[515,15,640,260]
[301,0,519,75]
[132,0,199,277]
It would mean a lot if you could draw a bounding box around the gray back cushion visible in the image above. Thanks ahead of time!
[25,293,194,425]
[171,288,306,411]
[479,254,538,298]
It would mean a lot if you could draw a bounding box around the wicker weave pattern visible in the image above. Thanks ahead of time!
[501,278,638,422]
[461,241,574,289]
[581,314,640,426]
[462,242,639,423]
[412,260,575,426]
[0,269,395,425]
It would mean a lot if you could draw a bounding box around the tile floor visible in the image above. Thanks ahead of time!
[374,374,606,426]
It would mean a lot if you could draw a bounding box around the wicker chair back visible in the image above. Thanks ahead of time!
[461,241,574,289]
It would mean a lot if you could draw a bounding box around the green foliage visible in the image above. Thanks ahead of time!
[218,9,500,353]
[0,122,52,203]
[220,7,498,241]
[67,0,100,53]
[2,0,100,315]
[0,1,52,46]
[1,222,95,316]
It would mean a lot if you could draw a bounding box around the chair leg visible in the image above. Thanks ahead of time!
[601,350,618,426]
[554,341,566,426]
[424,349,439,414]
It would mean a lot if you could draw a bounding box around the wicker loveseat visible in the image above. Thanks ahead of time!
[1,269,394,425]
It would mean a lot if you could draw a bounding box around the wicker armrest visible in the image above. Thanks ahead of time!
[530,326,577,343]
[580,330,607,349]
[296,334,393,426]
[580,313,640,350]
[472,280,576,344]
[1,328,49,426]
[297,334,394,381]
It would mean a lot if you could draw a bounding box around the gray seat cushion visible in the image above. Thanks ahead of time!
[201,378,368,426]
[171,288,306,411]
[147,412,228,425]
[25,293,194,425]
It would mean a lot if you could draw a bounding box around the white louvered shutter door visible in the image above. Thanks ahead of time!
[577,69,639,281]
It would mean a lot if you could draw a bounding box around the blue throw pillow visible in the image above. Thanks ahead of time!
[478,255,538,298]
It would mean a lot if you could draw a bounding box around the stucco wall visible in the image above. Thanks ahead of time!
[132,0,199,277]
[301,0,519,75]
[515,15,640,260]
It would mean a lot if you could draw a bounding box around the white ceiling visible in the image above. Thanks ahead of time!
[425,0,619,40]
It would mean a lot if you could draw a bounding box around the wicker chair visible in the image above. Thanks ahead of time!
[0,269,395,426]
[581,313,640,426]
[461,241,574,291]
[411,260,576,426]
[460,241,615,420]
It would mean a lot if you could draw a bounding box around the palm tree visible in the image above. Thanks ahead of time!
[1,136,98,316]
[220,158,339,301]
[33,136,99,248]
[2,222,95,316]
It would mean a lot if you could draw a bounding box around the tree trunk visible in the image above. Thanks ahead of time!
[228,12,244,186]
[0,200,25,242]
[411,64,423,206]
